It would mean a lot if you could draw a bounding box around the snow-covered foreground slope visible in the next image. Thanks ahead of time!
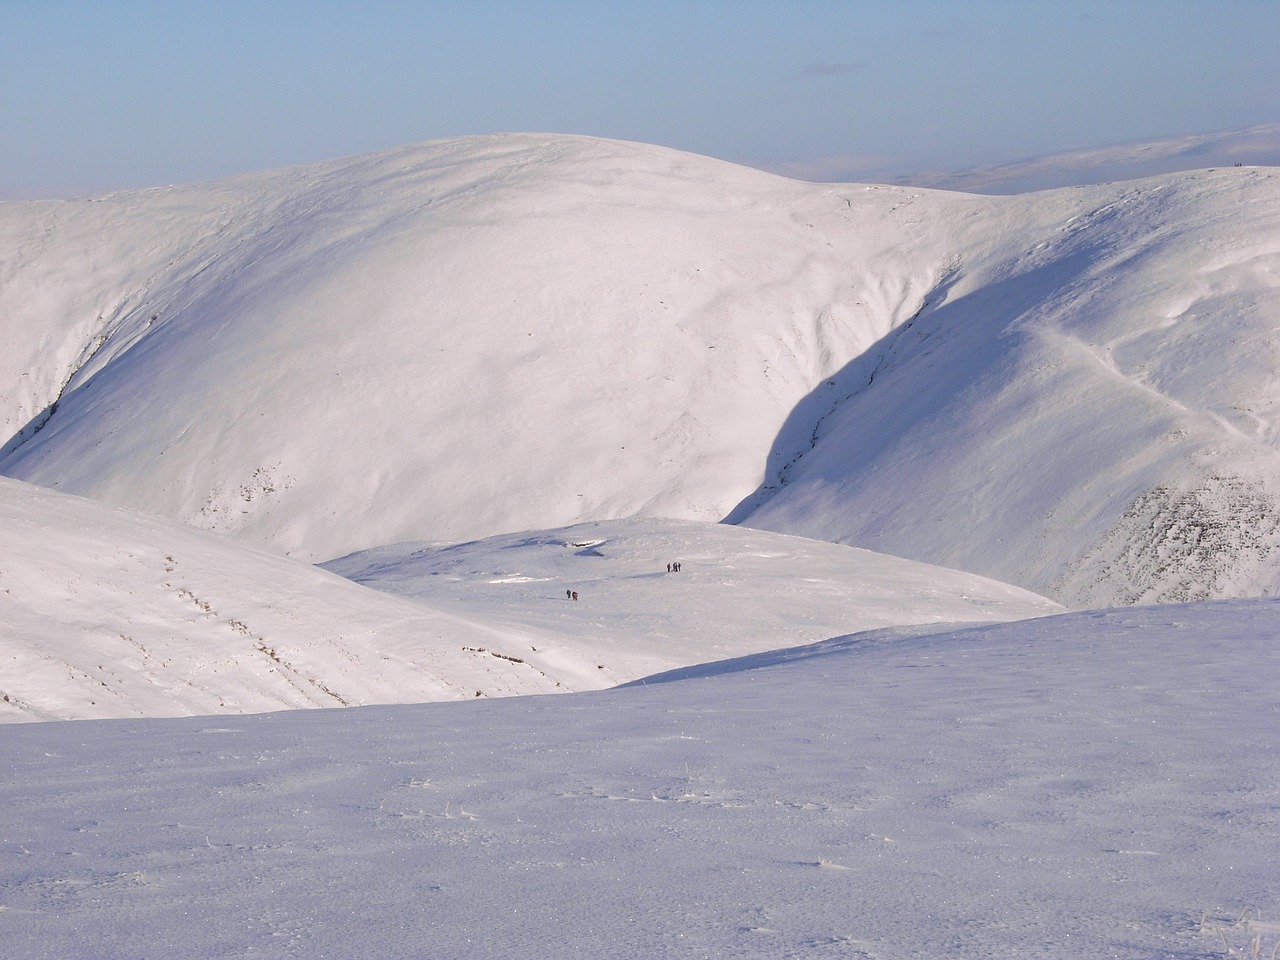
[0,478,1058,723]
[3,134,1280,604]
[323,517,1061,683]
[3,600,1276,959]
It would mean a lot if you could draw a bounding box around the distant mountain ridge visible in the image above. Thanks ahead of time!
[895,123,1280,194]
[4,133,1280,606]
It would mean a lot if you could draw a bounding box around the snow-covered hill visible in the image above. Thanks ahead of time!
[0,476,570,722]
[322,516,1060,682]
[899,122,1280,193]
[2,134,952,562]
[0,477,1058,723]
[740,167,1280,605]
[3,134,1278,957]
[3,134,1280,605]
[3,599,1276,958]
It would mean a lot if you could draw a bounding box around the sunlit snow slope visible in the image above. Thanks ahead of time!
[3,134,934,561]
[323,516,1060,684]
[0,478,1058,723]
[3,134,1280,604]
[0,476,576,722]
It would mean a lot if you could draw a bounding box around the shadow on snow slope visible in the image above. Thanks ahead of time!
[727,175,1280,607]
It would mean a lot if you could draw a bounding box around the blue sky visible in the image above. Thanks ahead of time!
[2,0,1278,198]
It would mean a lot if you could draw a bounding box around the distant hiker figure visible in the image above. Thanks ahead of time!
[571,591,578,601]
[666,563,672,573]
[674,561,681,572]
[566,589,572,600]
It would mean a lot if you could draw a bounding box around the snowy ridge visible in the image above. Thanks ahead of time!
[0,477,569,722]
[5,136,1280,605]
[899,122,1280,193]
[741,167,1280,604]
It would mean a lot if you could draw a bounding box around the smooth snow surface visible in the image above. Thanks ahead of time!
[2,601,1277,959]
[5,134,1280,604]
[0,478,1058,723]
[323,517,1061,689]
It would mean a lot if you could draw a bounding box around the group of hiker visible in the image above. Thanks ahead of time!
[565,560,683,601]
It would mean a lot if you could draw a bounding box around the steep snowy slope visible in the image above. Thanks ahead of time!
[0,478,1058,723]
[4,134,1280,604]
[741,167,1280,605]
[0,134,966,561]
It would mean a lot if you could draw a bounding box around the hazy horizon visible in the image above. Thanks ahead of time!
[3,0,1277,199]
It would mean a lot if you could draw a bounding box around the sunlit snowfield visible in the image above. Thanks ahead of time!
[0,485,1059,721]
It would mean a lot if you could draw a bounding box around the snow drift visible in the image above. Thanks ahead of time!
[3,134,1280,604]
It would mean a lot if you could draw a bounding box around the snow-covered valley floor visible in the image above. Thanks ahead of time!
[3,601,1277,958]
